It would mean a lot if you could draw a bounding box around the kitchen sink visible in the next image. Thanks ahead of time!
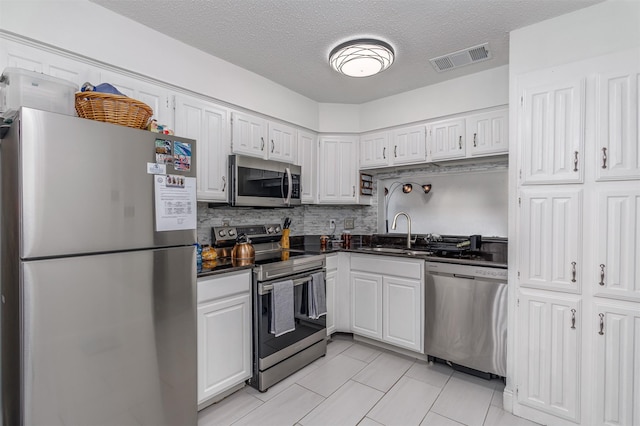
[357,247,433,257]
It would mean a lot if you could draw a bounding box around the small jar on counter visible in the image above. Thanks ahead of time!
[342,231,352,249]
[320,235,329,250]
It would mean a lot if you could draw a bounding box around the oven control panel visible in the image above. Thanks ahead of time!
[212,223,282,244]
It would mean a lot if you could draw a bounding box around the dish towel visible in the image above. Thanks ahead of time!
[308,272,327,320]
[269,280,295,337]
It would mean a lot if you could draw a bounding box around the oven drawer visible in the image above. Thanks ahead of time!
[198,270,251,303]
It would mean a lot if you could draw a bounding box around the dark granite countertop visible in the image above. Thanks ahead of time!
[197,233,507,278]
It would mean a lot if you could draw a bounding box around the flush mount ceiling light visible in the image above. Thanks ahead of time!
[329,39,395,78]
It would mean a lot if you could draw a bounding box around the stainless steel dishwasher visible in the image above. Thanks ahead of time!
[424,261,508,377]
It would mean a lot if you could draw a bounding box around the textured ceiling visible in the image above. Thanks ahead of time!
[90,0,603,104]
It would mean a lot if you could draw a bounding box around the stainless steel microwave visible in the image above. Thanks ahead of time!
[229,155,302,207]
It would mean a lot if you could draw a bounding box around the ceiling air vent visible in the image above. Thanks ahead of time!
[429,43,492,72]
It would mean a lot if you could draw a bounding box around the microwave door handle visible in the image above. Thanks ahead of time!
[284,167,292,206]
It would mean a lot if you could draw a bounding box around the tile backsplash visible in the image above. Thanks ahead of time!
[197,203,377,244]
[196,157,507,244]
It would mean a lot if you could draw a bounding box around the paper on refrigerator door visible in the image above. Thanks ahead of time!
[154,175,196,231]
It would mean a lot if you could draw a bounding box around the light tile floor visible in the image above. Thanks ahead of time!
[198,336,541,426]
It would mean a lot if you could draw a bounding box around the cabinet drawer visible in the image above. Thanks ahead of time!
[198,270,252,303]
[351,254,422,279]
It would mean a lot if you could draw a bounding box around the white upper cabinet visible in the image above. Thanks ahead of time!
[466,108,509,157]
[318,135,358,204]
[518,187,583,293]
[231,111,268,158]
[268,121,297,163]
[428,118,466,161]
[175,95,230,202]
[519,72,585,185]
[594,185,640,302]
[360,131,390,169]
[360,125,426,169]
[516,290,581,424]
[392,124,427,165]
[297,130,317,204]
[231,111,297,163]
[98,70,173,127]
[595,54,640,181]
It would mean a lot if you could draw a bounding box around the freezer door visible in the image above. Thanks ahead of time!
[20,247,196,426]
[16,108,197,258]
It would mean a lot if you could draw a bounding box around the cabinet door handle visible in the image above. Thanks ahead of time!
[571,309,576,329]
[271,140,275,153]
[394,145,398,158]
[221,175,226,192]
[599,264,605,286]
[598,313,605,335]
[352,186,356,197]
[459,136,463,149]
[602,147,607,169]
[571,261,577,283]
[261,137,265,151]
[573,151,579,172]
[383,147,386,159]
[473,133,477,147]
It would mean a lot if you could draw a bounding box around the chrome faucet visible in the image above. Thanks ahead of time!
[391,211,412,248]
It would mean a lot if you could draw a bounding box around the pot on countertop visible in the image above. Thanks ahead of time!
[231,233,255,261]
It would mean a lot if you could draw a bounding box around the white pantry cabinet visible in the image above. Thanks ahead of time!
[516,290,582,424]
[174,95,230,202]
[350,254,424,353]
[231,111,297,163]
[594,59,640,181]
[197,270,252,405]
[318,135,359,204]
[518,187,583,293]
[513,48,640,426]
[592,299,640,425]
[519,74,585,185]
[594,185,640,302]
[297,130,318,204]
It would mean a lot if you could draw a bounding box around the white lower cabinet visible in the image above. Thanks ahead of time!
[325,253,338,336]
[350,254,424,353]
[350,271,383,340]
[197,270,252,405]
[593,299,640,426]
[382,275,422,351]
[515,290,581,424]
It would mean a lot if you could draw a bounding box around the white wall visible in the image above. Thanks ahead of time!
[317,103,361,133]
[0,0,320,130]
[509,0,640,76]
[358,65,508,132]
[381,166,508,238]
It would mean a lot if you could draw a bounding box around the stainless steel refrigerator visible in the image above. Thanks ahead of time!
[1,108,198,425]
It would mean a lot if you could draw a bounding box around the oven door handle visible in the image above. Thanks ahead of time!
[259,276,318,295]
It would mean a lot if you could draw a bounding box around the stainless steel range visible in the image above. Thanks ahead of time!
[212,224,327,392]
[423,235,508,378]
